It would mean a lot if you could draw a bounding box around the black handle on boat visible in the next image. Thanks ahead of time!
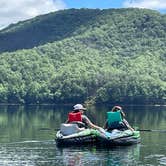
[137,129,166,132]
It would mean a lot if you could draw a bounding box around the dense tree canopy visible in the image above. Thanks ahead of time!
[0,8,166,104]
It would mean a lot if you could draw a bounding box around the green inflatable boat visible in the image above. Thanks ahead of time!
[56,111,140,146]
[55,128,140,147]
[96,129,141,146]
[56,128,97,146]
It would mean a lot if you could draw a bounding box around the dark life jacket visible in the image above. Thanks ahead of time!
[68,111,82,122]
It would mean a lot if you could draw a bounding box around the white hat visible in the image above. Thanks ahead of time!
[73,104,86,111]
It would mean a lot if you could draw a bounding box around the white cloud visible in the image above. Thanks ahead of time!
[123,0,166,9]
[0,0,66,30]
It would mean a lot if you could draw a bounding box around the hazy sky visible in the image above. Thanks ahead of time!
[0,0,166,30]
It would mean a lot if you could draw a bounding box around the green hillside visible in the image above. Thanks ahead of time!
[0,8,166,104]
[0,9,102,53]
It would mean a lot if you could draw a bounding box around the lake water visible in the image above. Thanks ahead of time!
[0,104,165,166]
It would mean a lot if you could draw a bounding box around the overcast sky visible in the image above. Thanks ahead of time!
[0,0,166,30]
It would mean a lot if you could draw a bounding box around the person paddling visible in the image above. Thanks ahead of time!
[104,106,134,132]
[66,104,104,131]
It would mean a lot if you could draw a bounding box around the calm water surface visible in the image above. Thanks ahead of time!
[0,105,165,166]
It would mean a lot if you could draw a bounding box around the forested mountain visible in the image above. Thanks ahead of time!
[0,8,166,104]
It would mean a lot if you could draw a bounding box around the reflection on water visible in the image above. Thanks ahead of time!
[59,145,141,166]
[0,105,69,143]
[0,140,58,166]
[0,141,141,166]
[0,104,165,166]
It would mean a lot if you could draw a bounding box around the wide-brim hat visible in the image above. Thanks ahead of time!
[73,104,87,111]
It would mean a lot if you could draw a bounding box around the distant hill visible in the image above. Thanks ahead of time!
[0,8,165,104]
[0,9,103,52]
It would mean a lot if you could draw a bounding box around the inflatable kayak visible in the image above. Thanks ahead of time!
[55,128,140,147]
[97,129,141,146]
[56,129,98,146]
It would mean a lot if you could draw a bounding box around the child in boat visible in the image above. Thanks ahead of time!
[104,106,134,132]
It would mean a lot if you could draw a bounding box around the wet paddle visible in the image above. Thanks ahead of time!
[39,128,166,133]
[137,129,166,132]
[38,127,57,131]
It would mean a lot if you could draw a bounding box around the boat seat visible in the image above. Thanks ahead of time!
[60,123,81,136]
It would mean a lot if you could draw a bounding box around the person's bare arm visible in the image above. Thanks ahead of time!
[84,116,105,133]
[103,120,108,129]
[123,119,134,131]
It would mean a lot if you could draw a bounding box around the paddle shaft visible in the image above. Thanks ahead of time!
[39,128,166,132]
[138,129,166,132]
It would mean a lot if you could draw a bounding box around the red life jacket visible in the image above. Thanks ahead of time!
[68,111,82,122]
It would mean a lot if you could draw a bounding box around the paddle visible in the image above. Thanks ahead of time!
[38,127,57,131]
[39,127,166,133]
[137,129,166,132]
